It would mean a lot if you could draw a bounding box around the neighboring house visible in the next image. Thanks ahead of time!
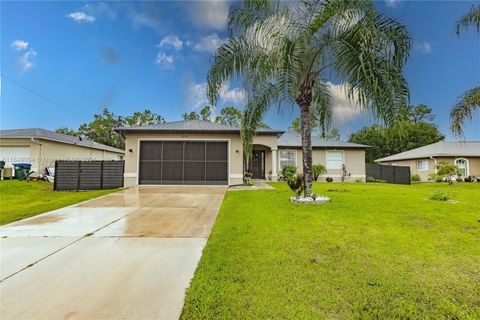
[115,120,369,187]
[0,128,125,176]
[375,141,480,181]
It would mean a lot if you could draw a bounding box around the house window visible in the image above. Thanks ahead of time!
[279,150,296,170]
[455,158,469,177]
[416,160,428,171]
[326,151,343,169]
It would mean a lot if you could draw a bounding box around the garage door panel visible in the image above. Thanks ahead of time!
[163,142,183,160]
[184,161,206,181]
[162,162,183,181]
[139,162,162,184]
[206,162,228,182]
[184,142,205,161]
[139,141,228,185]
[140,142,162,160]
[206,142,227,161]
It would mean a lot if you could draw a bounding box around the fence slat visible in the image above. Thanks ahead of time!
[54,160,124,191]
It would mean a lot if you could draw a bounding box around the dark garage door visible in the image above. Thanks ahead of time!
[139,141,228,185]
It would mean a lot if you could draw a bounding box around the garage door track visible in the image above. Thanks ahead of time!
[0,186,226,320]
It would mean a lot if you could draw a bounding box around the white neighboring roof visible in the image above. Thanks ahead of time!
[0,128,125,154]
[375,141,480,162]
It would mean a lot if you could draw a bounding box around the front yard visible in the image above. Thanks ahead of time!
[0,180,119,225]
[182,182,480,319]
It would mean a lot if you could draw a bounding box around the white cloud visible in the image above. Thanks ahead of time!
[67,11,96,22]
[19,50,37,72]
[184,81,245,110]
[158,35,183,51]
[415,41,433,54]
[192,33,225,53]
[327,82,364,127]
[191,0,229,30]
[11,40,29,51]
[219,84,245,104]
[385,0,401,8]
[127,7,162,34]
[155,52,174,69]
[185,82,209,110]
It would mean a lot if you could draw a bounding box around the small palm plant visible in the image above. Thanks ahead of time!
[207,0,411,196]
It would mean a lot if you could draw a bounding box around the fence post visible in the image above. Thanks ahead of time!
[53,161,58,191]
[77,161,81,191]
[100,161,104,190]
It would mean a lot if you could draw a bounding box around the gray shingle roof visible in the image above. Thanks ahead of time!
[0,128,125,153]
[116,120,283,135]
[375,141,480,162]
[277,131,369,148]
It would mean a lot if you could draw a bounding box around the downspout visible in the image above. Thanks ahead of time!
[30,138,43,174]
[430,156,437,173]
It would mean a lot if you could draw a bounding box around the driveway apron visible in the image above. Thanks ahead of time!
[0,186,226,320]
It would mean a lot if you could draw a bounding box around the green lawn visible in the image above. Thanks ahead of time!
[182,182,480,319]
[0,180,119,225]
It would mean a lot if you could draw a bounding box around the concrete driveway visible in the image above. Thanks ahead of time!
[0,186,226,320]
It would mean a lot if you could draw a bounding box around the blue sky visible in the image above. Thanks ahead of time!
[1,0,479,140]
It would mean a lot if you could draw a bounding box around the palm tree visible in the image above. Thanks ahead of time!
[450,87,480,136]
[451,5,480,136]
[207,0,411,196]
[456,4,480,35]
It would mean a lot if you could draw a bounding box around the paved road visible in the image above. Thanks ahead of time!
[0,186,226,320]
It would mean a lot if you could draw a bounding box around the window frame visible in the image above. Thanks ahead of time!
[416,159,429,171]
[454,158,469,177]
[326,150,344,170]
[278,149,297,171]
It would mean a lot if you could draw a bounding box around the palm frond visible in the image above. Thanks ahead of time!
[456,5,480,35]
[450,87,480,136]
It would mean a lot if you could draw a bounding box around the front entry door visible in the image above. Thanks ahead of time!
[251,150,265,179]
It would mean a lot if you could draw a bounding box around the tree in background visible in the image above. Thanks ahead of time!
[77,108,125,150]
[349,104,444,163]
[288,117,339,140]
[199,106,213,121]
[182,111,201,120]
[206,0,410,196]
[55,108,165,150]
[214,106,243,127]
[450,5,480,136]
[124,109,165,127]
[55,127,77,137]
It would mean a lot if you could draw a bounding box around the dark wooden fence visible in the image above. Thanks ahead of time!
[54,160,124,191]
[366,163,411,185]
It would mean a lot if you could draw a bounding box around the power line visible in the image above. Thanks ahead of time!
[1,74,82,116]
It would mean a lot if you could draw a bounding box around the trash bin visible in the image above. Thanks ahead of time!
[13,163,32,180]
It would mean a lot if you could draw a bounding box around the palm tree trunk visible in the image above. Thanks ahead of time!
[296,78,314,197]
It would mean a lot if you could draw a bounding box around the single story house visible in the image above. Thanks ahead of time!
[115,120,369,187]
[0,128,125,176]
[375,141,480,181]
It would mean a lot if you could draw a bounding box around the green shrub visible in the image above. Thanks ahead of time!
[411,174,421,182]
[355,178,363,183]
[312,164,327,181]
[430,192,449,201]
[287,175,304,197]
[243,172,254,186]
[433,161,460,184]
[326,177,334,183]
[366,176,375,182]
[282,165,297,181]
